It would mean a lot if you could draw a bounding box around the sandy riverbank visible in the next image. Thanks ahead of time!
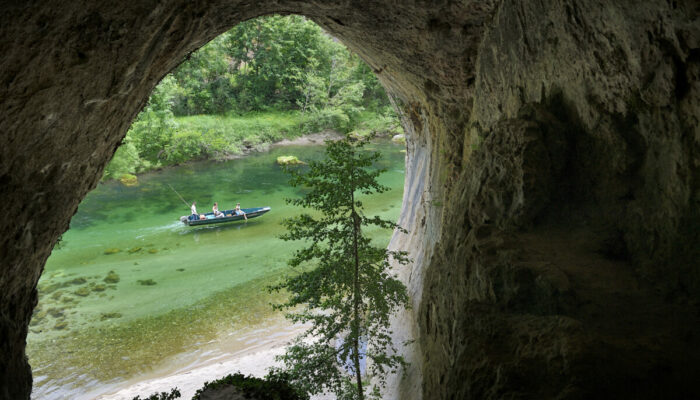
[89,318,313,400]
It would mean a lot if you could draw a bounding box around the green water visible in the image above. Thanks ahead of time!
[27,140,405,399]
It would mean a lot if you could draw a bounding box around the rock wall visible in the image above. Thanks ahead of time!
[0,1,697,399]
[418,0,700,398]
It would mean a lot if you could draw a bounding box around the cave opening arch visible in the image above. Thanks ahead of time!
[2,1,699,400]
[2,2,461,398]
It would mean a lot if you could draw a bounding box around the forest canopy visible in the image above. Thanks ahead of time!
[104,15,402,181]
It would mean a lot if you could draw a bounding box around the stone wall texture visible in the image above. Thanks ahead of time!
[1,1,698,399]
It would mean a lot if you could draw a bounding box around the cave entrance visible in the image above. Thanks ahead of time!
[26,14,409,399]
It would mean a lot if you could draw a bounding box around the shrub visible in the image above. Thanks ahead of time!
[192,372,308,400]
[131,388,181,400]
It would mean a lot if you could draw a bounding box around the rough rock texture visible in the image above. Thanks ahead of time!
[418,1,700,398]
[0,1,698,399]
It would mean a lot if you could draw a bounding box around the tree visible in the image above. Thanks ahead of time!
[129,76,178,164]
[270,137,410,400]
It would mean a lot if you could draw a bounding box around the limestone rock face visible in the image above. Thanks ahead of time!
[0,1,698,399]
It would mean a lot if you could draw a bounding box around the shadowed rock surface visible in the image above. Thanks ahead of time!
[1,1,698,399]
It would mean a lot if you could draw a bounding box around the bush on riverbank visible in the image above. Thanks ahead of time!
[103,109,399,182]
[192,373,308,400]
[131,373,307,400]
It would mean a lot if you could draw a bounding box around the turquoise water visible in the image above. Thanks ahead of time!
[27,140,406,399]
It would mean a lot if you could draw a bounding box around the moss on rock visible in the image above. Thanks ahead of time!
[119,174,138,186]
[276,155,304,165]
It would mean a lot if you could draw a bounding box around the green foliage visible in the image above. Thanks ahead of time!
[129,76,179,164]
[103,140,145,181]
[192,372,308,400]
[270,137,410,399]
[105,14,401,180]
[131,387,181,400]
[176,111,304,155]
[162,130,203,164]
[166,14,394,121]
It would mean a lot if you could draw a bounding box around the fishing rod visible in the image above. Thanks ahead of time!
[167,183,191,208]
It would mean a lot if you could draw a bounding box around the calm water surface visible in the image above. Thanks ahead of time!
[27,140,406,399]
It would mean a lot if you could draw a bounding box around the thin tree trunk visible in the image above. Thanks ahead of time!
[350,150,364,400]
[326,58,336,108]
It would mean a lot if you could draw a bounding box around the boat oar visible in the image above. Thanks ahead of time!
[167,183,191,208]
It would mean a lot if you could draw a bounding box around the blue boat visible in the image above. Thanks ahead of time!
[180,207,271,226]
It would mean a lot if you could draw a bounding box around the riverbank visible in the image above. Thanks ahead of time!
[92,316,306,400]
[105,110,401,183]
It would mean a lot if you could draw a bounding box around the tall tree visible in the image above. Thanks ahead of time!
[271,137,410,399]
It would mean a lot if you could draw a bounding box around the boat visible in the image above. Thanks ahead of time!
[180,207,271,226]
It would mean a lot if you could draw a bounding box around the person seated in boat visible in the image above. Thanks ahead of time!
[213,202,224,218]
[190,201,198,221]
[234,203,248,220]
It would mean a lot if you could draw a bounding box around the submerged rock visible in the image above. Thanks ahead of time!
[53,321,68,330]
[38,282,63,295]
[47,308,64,318]
[50,290,64,300]
[137,279,157,286]
[69,277,87,285]
[147,248,158,254]
[128,247,142,254]
[104,271,120,284]
[119,174,138,186]
[103,248,121,255]
[92,284,106,292]
[74,287,90,297]
[100,312,122,321]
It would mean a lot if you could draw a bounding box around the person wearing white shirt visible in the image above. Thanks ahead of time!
[190,202,198,220]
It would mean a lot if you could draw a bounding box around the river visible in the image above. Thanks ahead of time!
[27,139,406,399]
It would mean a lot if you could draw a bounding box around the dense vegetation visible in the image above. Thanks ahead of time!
[130,373,306,400]
[105,15,401,181]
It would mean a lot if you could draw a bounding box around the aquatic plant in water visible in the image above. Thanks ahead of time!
[54,321,68,330]
[70,277,88,285]
[100,312,123,321]
[104,271,120,283]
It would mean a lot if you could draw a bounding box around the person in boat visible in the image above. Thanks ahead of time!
[213,202,224,218]
[234,203,248,220]
[190,201,198,221]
